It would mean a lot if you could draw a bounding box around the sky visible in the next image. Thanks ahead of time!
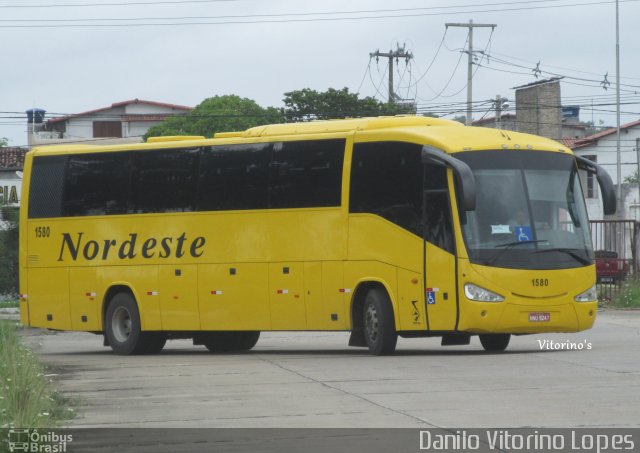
[1,0,639,147]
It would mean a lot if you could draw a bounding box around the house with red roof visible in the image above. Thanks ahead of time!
[571,119,640,220]
[29,99,192,147]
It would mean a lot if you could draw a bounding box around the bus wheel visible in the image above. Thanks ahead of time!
[363,288,397,356]
[203,331,260,352]
[105,293,147,355]
[479,334,511,352]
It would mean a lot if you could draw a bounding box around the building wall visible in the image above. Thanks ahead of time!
[574,127,640,187]
[515,80,563,140]
[29,102,190,147]
[0,170,22,206]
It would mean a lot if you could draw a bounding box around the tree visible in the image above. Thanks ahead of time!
[145,95,282,139]
[624,171,639,184]
[0,207,19,296]
[281,87,413,122]
[0,137,8,147]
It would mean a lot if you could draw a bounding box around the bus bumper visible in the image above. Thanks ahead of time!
[458,300,598,334]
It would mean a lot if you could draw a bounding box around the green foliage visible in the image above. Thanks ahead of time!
[624,170,639,184]
[0,321,74,428]
[0,207,19,296]
[609,278,640,308]
[144,95,282,139]
[282,87,413,122]
[0,137,8,147]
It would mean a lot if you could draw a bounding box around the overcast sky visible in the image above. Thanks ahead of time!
[1,0,639,147]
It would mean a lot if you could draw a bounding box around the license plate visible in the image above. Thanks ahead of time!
[600,277,614,283]
[529,312,550,322]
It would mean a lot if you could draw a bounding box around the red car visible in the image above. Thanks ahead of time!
[595,250,629,283]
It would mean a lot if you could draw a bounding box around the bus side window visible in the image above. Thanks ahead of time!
[269,139,344,209]
[350,141,423,236]
[133,148,199,213]
[424,165,454,254]
[64,152,132,217]
[198,143,270,211]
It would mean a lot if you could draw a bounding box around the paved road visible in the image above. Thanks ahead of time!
[22,309,640,429]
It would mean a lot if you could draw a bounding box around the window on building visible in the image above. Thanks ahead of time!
[93,121,122,138]
[581,155,597,199]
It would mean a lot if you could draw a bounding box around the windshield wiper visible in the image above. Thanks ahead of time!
[486,240,548,266]
[532,248,591,266]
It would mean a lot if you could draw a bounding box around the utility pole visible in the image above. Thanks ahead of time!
[445,20,496,125]
[615,0,622,204]
[370,44,413,104]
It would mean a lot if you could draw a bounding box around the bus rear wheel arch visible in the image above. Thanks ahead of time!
[104,292,166,355]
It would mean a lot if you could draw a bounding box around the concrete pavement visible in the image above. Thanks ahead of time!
[21,309,640,429]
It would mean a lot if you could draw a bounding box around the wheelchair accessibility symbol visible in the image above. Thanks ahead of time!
[515,226,532,242]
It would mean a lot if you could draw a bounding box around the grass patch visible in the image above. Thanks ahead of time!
[0,300,18,309]
[607,279,640,308]
[0,320,75,428]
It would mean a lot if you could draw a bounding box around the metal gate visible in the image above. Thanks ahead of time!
[589,220,639,301]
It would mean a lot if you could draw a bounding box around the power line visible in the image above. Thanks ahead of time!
[1,0,638,27]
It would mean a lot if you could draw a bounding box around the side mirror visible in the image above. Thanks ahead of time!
[575,155,616,215]
[422,145,476,211]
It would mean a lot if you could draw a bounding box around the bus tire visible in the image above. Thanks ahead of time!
[363,288,397,356]
[142,333,167,354]
[105,293,147,355]
[479,334,511,352]
[203,331,260,352]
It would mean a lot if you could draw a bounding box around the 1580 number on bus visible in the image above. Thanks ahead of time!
[531,278,549,287]
[35,226,50,238]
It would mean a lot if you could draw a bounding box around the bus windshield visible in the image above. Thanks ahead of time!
[455,150,593,270]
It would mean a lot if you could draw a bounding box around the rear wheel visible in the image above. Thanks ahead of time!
[363,288,397,356]
[203,331,260,352]
[479,334,511,352]
[105,293,165,355]
[105,293,146,355]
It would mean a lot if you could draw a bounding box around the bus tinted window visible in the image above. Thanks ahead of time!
[269,139,345,209]
[198,143,270,211]
[28,155,67,219]
[64,152,132,217]
[133,148,199,213]
[350,142,423,236]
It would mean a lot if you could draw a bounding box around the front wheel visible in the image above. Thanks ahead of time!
[363,288,397,356]
[479,334,511,352]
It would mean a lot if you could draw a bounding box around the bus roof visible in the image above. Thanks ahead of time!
[28,116,571,156]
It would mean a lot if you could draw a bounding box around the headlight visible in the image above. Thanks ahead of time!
[464,283,504,302]
[575,285,597,302]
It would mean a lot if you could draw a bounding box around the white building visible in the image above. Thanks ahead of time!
[28,99,192,147]
[572,119,640,221]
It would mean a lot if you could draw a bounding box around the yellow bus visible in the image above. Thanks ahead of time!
[19,116,615,355]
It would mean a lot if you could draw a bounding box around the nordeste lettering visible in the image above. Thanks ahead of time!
[57,232,206,261]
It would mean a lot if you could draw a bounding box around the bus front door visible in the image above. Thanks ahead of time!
[423,168,458,331]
